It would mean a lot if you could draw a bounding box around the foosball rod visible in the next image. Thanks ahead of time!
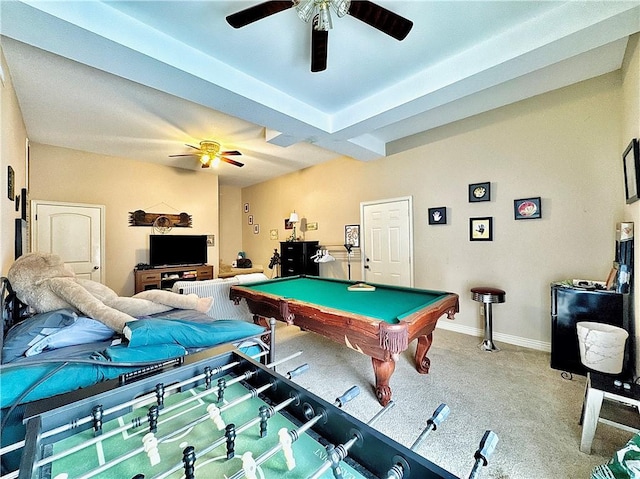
[467,430,499,479]
[28,361,296,478]
[151,363,312,479]
[308,400,397,479]
[226,386,361,479]
[385,403,450,479]
[0,356,256,460]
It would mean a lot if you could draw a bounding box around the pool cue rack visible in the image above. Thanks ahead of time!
[16,344,463,479]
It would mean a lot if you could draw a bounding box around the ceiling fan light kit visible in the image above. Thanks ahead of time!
[169,140,244,168]
[226,0,413,72]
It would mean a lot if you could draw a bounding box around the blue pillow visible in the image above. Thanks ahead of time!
[124,318,265,348]
[2,309,114,363]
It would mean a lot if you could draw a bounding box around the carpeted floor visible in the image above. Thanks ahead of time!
[273,323,634,479]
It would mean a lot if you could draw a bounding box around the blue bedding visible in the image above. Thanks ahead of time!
[0,311,266,409]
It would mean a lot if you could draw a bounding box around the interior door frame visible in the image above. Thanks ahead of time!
[30,199,106,283]
[360,196,414,287]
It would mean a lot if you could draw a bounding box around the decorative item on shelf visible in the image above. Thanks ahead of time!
[428,207,447,225]
[623,138,639,204]
[514,197,541,220]
[470,217,493,241]
[469,182,490,202]
[344,224,360,248]
[129,210,192,227]
[287,211,299,241]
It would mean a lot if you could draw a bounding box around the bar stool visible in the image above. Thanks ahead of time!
[471,287,505,352]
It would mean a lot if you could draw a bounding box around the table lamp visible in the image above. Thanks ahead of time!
[289,211,299,241]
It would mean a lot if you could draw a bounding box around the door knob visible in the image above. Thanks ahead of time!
[93,266,99,270]
[364,265,370,269]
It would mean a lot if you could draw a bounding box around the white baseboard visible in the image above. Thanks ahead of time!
[436,321,551,352]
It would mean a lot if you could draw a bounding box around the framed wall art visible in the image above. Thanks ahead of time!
[253,224,260,234]
[428,207,447,225]
[7,166,14,201]
[345,224,360,247]
[469,182,490,202]
[470,217,493,241]
[623,138,640,204]
[248,215,254,225]
[514,197,542,220]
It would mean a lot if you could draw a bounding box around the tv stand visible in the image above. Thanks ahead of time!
[134,264,213,293]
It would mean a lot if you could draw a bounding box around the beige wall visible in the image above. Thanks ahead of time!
[242,71,626,350]
[28,144,220,295]
[0,45,28,275]
[219,185,243,266]
[622,34,640,373]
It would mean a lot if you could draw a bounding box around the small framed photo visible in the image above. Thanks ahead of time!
[514,197,542,220]
[623,139,640,204]
[345,224,360,247]
[244,203,250,213]
[469,182,490,202]
[253,224,260,234]
[248,215,254,225]
[7,165,15,200]
[428,207,447,225]
[284,218,293,230]
[470,217,493,241]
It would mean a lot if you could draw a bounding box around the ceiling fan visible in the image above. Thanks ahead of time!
[169,140,244,168]
[226,0,413,72]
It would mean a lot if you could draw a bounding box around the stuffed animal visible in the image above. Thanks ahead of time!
[7,252,213,333]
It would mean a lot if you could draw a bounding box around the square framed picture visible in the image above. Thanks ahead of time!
[345,224,360,247]
[428,207,447,225]
[469,182,490,202]
[623,139,640,204]
[514,197,542,220]
[470,217,493,241]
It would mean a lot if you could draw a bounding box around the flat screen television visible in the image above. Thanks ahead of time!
[149,235,208,267]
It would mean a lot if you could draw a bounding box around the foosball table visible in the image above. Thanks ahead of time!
[7,344,496,479]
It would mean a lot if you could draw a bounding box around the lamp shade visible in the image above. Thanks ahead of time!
[289,211,299,223]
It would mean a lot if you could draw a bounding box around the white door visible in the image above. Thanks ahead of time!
[361,197,413,287]
[32,201,105,282]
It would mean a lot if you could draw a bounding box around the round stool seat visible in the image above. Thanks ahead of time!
[471,287,505,304]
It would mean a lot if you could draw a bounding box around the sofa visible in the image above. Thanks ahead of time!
[171,273,269,321]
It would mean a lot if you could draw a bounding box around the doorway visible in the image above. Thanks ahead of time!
[31,200,105,282]
[360,197,413,287]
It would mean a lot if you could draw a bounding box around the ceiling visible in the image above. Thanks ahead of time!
[1,1,639,187]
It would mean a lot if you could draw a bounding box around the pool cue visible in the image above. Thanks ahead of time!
[226,386,361,479]
[468,430,498,479]
[309,399,396,479]
[385,403,450,479]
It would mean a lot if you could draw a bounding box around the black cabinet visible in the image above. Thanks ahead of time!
[550,283,633,377]
[280,241,319,277]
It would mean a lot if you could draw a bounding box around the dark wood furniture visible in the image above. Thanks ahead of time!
[280,241,319,277]
[134,264,213,293]
[230,275,459,405]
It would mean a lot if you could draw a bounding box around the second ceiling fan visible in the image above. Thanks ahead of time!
[226,0,413,72]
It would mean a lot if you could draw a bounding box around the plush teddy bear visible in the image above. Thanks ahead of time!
[7,252,213,333]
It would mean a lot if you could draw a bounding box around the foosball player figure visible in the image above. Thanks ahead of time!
[182,445,196,479]
[225,423,237,460]
[259,405,272,438]
[92,405,103,436]
[217,377,227,403]
[147,405,159,433]
[155,383,165,410]
[204,366,213,389]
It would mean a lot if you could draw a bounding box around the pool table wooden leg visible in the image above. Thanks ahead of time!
[371,358,395,406]
[415,332,433,374]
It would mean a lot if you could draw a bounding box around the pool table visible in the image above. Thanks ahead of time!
[230,276,459,405]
